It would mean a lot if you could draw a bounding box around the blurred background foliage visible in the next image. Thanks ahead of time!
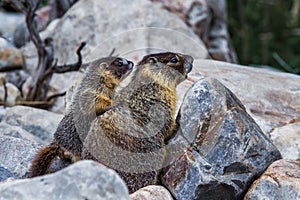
[227,0,300,74]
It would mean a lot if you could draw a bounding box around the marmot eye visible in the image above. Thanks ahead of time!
[170,57,179,64]
[116,61,123,67]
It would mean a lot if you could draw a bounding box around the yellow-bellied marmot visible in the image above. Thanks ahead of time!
[29,57,134,177]
[82,52,193,193]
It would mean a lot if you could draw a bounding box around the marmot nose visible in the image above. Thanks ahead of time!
[183,55,193,74]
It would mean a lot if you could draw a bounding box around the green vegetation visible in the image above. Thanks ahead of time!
[227,0,300,74]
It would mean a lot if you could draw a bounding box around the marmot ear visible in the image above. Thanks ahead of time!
[147,57,158,64]
[100,63,109,69]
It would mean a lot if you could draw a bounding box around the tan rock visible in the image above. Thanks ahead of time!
[271,122,300,160]
[0,47,24,72]
[244,159,300,200]
[130,185,173,200]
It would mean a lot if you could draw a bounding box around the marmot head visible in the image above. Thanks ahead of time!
[100,57,134,79]
[137,52,193,77]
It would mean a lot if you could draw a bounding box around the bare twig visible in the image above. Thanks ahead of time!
[46,91,67,102]
[109,48,116,57]
[40,42,86,82]
[272,52,297,73]
[3,80,8,109]
[53,42,86,73]
[6,0,85,109]
[24,0,53,101]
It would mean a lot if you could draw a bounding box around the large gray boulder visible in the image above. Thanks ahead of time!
[0,160,130,200]
[21,0,207,114]
[176,59,300,160]
[193,60,300,138]
[162,78,282,200]
[33,0,207,64]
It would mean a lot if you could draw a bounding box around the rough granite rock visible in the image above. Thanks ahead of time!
[194,60,300,137]
[176,59,300,160]
[0,166,17,182]
[244,159,300,200]
[2,106,63,142]
[0,135,41,179]
[162,78,282,200]
[130,185,174,200]
[0,160,130,200]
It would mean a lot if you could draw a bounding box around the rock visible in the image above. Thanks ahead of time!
[12,23,30,48]
[0,166,17,182]
[2,106,63,142]
[0,12,24,40]
[161,78,282,200]
[176,59,300,159]
[0,122,43,144]
[150,0,237,63]
[29,0,207,64]
[0,106,7,121]
[270,122,300,160]
[21,0,207,113]
[0,160,130,200]
[191,60,300,137]
[0,47,24,72]
[0,37,13,48]
[244,159,300,200]
[13,6,53,48]
[6,70,30,90]
[130,185,174,200]
[0,135,41,178]
[0,82,21,107]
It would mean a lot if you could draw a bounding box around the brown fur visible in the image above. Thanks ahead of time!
[82,52,193,193]
[29,57,133,177]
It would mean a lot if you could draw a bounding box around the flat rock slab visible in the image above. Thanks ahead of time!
[0,160,130,200]
[244,159,300,200]
[162,77,282,200]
